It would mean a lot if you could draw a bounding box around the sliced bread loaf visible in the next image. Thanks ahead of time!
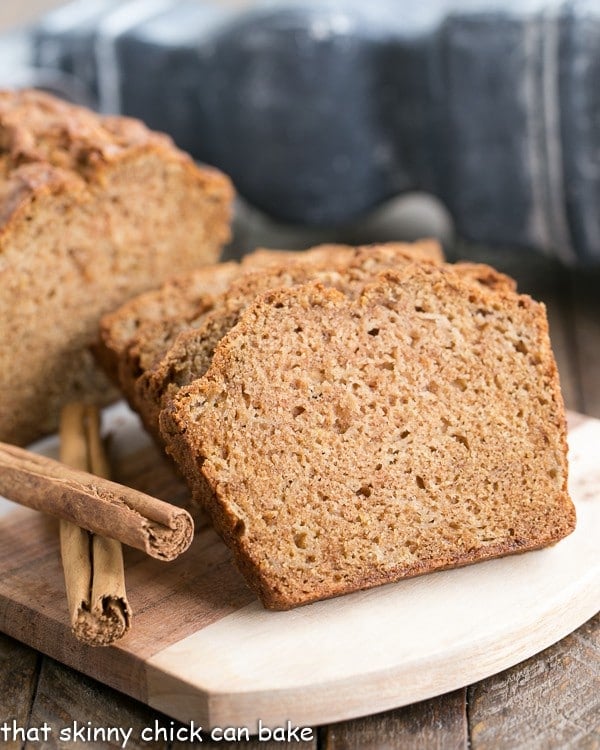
[110,240,445,426]
[102,244,358,411]
[133,243,444,432]
[0,89,233,445]
[160,264,575,609]
[137,247,514,439]
[95,246,336,384]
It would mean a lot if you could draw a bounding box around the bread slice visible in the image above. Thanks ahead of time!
[0,89,233,445]
[105,240,443,373]
[160,264,575,609]
[109,240,446,427]
[95,246,337,384]
[99,244,359,411]
[135,265,348,439]
[137,246,514,439]
[95,262,242,385]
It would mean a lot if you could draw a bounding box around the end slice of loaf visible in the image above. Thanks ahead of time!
[0,89,233,445]
[161,264,575,610]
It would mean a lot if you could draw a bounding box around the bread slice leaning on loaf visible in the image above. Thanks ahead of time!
[96,244,367,413]
[134,241,455,437]
[0,89,233,445]
[138,242,515,447]
[161,263,576,610]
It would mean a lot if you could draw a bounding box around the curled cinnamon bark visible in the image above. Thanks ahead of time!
[0,435,194,561]
[59,404,132,647]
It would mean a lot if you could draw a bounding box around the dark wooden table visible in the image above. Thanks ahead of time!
[1,205,599,749]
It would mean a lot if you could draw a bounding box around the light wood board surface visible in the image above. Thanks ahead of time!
[0,402,598,731]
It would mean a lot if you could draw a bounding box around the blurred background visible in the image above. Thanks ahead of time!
[8,0,600,264]
[1,0,599,419]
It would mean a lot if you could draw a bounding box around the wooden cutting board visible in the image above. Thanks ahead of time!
[0,403,598,731]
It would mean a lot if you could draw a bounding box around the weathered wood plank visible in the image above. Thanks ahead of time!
[0,633,40,750]
[468,613,600,750]
[23,658,170,750]
[320,689,467,750]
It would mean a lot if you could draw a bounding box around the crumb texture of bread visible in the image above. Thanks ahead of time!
[95,262,242,385]
[134,241,516,446]
[96,244,354,427]
[161,264,575,610]
[131,241,447,437]
[0,89,233,445]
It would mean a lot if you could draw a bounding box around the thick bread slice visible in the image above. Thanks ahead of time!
[137,248,514,439]
[95,247,314,386]
[113,240,446,424]
[105,244,357,409]
[160,264,575,610]
[0,89,233,445]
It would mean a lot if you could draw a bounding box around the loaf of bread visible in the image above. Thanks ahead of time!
[160,263,575,609]
[0,89,233,445]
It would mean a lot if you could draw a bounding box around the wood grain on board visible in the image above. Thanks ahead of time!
[0,405,598,733]
[24,658,170,750]
[469,612,600,749]
[0,634,40,750]
[0,506,255,699]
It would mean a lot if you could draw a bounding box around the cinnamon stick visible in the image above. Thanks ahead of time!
[0,440,194,562]
[59,404,131,646]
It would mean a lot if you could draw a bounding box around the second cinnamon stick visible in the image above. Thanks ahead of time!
[0,441,193,561]
[60,403,132,646]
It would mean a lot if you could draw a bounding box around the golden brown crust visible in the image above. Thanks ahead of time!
[452,261,517,293]
[0,89,171,178]
[0,89,233,242]
[161,264,575,610]
[0,162,85,230]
